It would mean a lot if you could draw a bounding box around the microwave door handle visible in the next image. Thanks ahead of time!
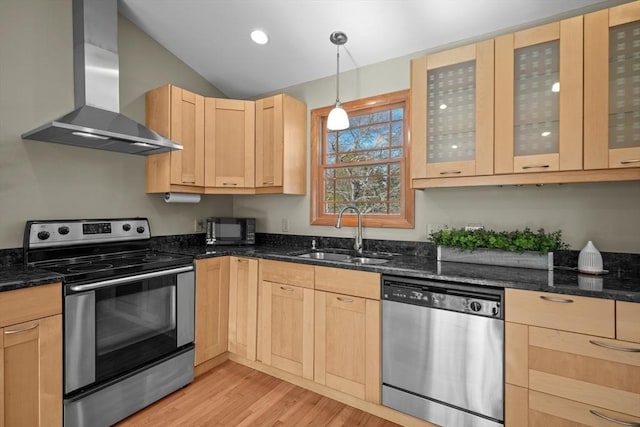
[69,265,194,292]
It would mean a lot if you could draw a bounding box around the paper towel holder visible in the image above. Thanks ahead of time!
[164,192,201,204]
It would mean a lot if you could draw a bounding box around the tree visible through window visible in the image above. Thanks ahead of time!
[311,90,414,228]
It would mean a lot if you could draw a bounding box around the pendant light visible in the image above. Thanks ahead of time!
[327,31,349,131]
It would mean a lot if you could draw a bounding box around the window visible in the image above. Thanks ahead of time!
[310,90,414,228]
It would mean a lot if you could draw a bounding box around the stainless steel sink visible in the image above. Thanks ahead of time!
[296,251,389,265]
[297,252,353,262]
[348,257,389,265]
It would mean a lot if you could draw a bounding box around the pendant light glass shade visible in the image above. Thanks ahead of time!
[327,103,349,130]
[327,31,349,131]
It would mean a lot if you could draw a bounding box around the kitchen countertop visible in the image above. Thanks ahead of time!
[165,244,640,303]
[2,243,638,302]
[0,265,63,292]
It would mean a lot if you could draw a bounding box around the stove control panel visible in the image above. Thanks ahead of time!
[26,218,151,248]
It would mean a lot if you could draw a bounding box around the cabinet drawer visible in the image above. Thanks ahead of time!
[617,301,640,343]
[528,326,640,417]
[0,283,61,328]
[505,289,615,337]
[260,260,314,289]
[314,267,380,300]
[529,390,640,427]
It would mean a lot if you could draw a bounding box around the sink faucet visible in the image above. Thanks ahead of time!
[335,205,363,255]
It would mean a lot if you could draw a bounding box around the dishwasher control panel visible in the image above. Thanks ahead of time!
[382,276,503,318]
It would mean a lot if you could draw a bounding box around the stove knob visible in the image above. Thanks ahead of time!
[37,231,50,240]
[58,226,70,235]
[136,226,145,234]
[469,301,482,312]
[492,306,500,317]
[122,224,131,232]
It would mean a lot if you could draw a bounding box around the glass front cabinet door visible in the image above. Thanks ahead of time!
[495,17,584,174]
[585,2,640,170]
[410,41,494,181]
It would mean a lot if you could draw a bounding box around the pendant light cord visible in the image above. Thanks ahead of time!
[335,44,340,104]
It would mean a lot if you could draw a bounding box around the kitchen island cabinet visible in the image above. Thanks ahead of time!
[505,289,640,426]
[0,282,61,427]
[194,257,229,368]
[145,84,205,193]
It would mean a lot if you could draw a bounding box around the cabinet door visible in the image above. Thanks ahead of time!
[314,291,380,404]
[1,315,62,427]
[228,257,258,360]
[411,41,494,179]
[585,2,640,170]
[204,98,256,188]
[255,95,284,188]
[194,257,229,366]
[170,86,205,186]
[495,18,583,174]
[260,281,314,379]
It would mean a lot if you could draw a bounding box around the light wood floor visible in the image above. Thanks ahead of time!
[116,361,401,427]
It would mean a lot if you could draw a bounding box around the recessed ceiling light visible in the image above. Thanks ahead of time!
[541,131,551,137]
[72,131,109,140]
[451,144,458,149]
[551,82,560,93]
[250,30,269,45]
[439,104,447,110]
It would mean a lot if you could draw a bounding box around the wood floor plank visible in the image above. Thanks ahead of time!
[117,360,400,427]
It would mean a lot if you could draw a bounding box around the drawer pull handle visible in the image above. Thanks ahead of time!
[439,170,462,175]
[337,297,354,303]
[5,322,38,335]
[237,259,249,263]
[262,181,274,185]
[589,340,640,353]
[280,286,294,292]
[620,159,640,165]
[223,182,238,186]
[522,164,550,170]
[590,409,640,426]
[539,295,574,303]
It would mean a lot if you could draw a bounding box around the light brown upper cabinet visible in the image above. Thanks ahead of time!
[411,41,494,181]
[585,2,640,170]
[145,84,205,192]
[495,18,583,174]
[204,98,256,190]
[255,94,307,194]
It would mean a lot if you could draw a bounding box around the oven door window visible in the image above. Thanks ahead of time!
[94,275,177,383]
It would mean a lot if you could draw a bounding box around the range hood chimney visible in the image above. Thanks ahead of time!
[22,0,182,155]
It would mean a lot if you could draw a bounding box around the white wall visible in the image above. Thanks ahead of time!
[233,46,640,253]
[0,0,233,249]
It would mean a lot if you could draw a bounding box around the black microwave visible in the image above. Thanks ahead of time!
[206,217,256,245]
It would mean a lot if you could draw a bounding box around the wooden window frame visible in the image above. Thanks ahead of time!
[310,90,414,228]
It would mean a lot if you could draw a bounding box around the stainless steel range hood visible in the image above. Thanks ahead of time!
[22,0,182,155]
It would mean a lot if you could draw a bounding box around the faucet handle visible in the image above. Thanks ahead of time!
[311,239,317,250]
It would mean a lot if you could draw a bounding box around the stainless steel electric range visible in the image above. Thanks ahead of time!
[24,218,195,427]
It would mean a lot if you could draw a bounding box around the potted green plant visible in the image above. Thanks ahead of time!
[429,227,568,270]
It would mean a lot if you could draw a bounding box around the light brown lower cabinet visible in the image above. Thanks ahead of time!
[228,257,259,361]
[314,290,381,404]
[260,280,314,379]
[0,283,62,427]
[195,257,230,366]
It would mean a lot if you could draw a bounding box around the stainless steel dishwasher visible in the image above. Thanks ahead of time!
[381,275,504,427]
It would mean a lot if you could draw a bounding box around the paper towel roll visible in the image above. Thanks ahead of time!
[164,192,201,204]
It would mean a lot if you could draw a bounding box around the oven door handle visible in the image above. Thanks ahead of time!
[69,265,194,292]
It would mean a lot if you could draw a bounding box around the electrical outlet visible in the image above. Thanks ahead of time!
[194,219,205,233]
[281,218,289,233]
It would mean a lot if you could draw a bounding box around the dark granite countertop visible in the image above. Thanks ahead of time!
[160,243,640,303]
[0,266,63,293]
